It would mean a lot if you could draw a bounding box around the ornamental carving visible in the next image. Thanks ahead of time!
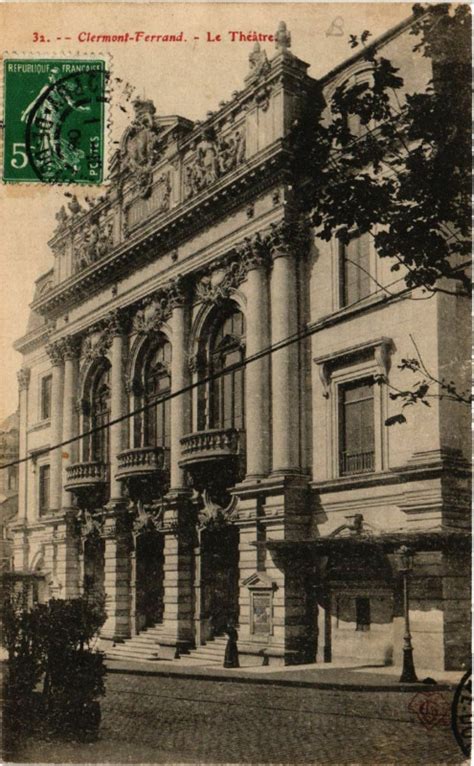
[183,125,246,201]
[62,336,81,361]
[246,42,271,83]
[123,172,171,238]
[17,367,31,390]
[72,213,114,273]
[197,490,238,530]
[121,99,164,198]
[133,296,171,335]
[80,331,112,365]
[131,499,164,535]
[80,509,105,539]
[196,233,269,305]
[46,340,65,366]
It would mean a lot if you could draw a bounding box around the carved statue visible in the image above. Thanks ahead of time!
[184,127,246,200]
[247,42,270,81]
[121,98,163,198]
[73,216,113,272]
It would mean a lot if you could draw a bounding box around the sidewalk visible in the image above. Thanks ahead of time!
[105,655,463,692]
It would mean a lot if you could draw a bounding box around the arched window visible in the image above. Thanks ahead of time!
[90,366,110,464]
[208,309,245,431]
[143,341,171,450]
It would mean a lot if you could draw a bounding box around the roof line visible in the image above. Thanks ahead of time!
[319,11,426,86]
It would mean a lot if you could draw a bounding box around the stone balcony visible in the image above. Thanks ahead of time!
[179,428,245,493]
[116,446,170,502]
[116,446,168,480]
[180,428,243,467]
[65,461,108,508]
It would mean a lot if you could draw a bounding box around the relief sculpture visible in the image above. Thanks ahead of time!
[184,125,246,200]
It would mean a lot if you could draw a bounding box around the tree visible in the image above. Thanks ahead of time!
[296,3,471,298]
[291,3,471,419]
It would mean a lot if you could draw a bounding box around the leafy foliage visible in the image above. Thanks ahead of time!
[2,594,107,747]
[296,3,471,296]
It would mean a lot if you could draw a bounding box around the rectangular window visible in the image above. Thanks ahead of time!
[39,465,50,515]
[339,378,375,476]
[339,235,371,307]
[356,597,371,631]
[41,375,52,420]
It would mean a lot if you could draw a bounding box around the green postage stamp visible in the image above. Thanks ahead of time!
[3,59,107,184]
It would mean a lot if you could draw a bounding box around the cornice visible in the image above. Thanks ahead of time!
[14,324,51,355]
[32,142,290,319]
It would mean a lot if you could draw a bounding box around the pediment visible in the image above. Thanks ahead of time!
[242,572,277,590]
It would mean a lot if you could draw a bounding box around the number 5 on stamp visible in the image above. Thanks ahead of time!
[3,59,106,184]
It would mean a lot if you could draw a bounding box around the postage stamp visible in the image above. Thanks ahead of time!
[3,59,107,184]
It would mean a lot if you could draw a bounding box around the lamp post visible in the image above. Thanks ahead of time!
[396,545,418,683]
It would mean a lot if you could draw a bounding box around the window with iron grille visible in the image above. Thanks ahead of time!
[41,375,52,420]
[91,368,110,464]
[143,341,171,451]
[339,378,375,476]
[339,234,371,308]
[39,464,50,515]
[207,309,245,431]
[355,597,371,631]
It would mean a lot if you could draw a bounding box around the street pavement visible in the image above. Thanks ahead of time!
[13,672,466,764]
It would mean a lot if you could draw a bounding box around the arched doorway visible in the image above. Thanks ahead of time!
[135,531,164,632]
[201,524,239,637]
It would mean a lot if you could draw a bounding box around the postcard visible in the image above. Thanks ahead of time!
[1,2,471,764]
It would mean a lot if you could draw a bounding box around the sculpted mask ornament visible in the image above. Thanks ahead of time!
[121,98,163,198]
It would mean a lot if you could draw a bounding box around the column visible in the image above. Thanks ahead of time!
[269,223,300,474]
[242,250,271,479]
[108,311,128,505]
[159,281,194,657]
[46,341,65,512]
[16,368,30,523]
[61,337,80,510]
[102,311,132,640]
[168,291,191,490]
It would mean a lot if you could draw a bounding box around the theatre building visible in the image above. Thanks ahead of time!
[10,19,470,670]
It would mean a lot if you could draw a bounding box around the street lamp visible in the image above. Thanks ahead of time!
[396,545,418,683]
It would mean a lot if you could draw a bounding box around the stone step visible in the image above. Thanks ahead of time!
[107,650,160,662]
[107,643,160,658]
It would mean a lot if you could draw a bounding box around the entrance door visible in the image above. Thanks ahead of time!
[201,525,239,636]
[136,531,164,631]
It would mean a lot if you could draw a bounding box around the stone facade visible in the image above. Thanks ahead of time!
[10,19,470,671]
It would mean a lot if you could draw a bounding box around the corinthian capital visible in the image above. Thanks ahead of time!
[105,308,131,338]
[166,275,190,310]
[17,367,31,390]
[46,340,65,366]
[266,220,294,260]
[62,335,81,361]
[235,232,270,273]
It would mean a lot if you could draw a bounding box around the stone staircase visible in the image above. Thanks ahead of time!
[105,624,168,662]
[184,636,228,664]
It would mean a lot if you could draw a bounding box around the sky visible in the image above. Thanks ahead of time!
[0,1,413,421]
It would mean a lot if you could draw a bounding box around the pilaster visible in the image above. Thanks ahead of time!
[17,368,30,522]
[54,511,81,598]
